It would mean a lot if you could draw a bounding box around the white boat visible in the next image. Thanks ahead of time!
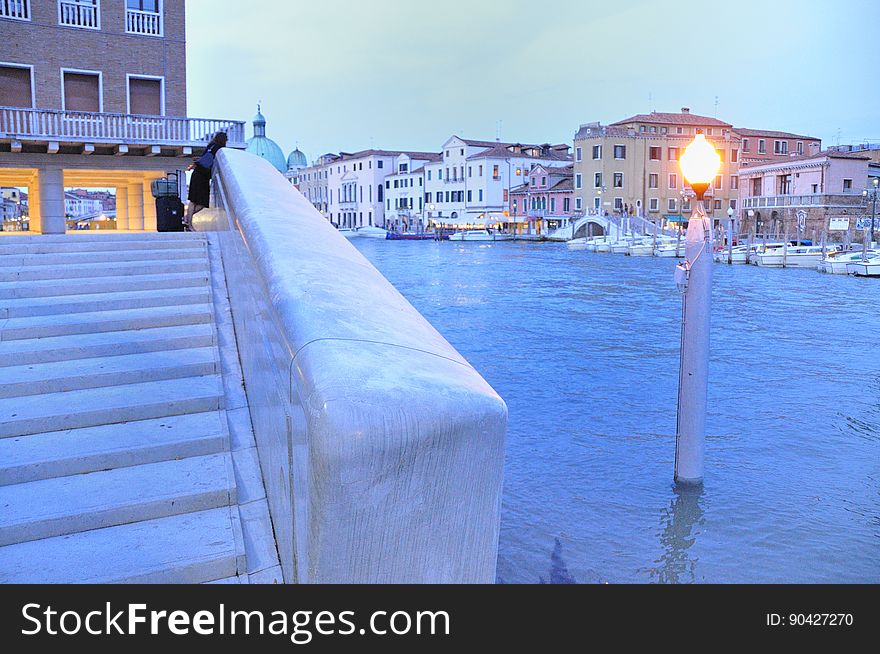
[354,226,389,239]
[654,241,685,258]
[448,229,513,242]
[846,256,880,277]
[610,237,647,254]
[818,249,877,274]
[626,242,655,256]
[753,245,828,268]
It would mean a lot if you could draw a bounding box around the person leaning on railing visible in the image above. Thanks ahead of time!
[184,131,228,230]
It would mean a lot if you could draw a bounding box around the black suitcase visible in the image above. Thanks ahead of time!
[156,196,185,232]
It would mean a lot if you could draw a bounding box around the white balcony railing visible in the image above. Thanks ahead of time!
[0,0,30,20]
[0,106,246,148]
[126,8,162,36]
[742,193,868,210]
[59,0,100,29]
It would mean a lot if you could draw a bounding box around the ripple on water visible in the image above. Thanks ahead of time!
[354,240,880,583]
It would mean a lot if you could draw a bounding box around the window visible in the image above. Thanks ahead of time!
[58,0,100,29]
[541,176,547,187]
[592,145,602,159]
[811,184,818,194]
[479,190,483,201]
[714,199,722,211]
[398,163,408,173]
[614,198,623,211]
[427,170,432,181]
[1,0,30,20]
[576,147,583,162]
[715,175,723,190]
[127,75,163,115]
[62,69,102,112]
[493,165,500,180]
[576,197,583,211]
[774,140,788,155]
[479,165,483,176]
[668,198,677,212]
[613,173,623,188]
[731,149,738,163]
[742,139,750,153]
[438,169,442,180]
[385,180,390,189]
[731,176,738,190]
[751,178,762,196]
[575,174,582,189]
[594,172,602,188]
[668,147,679,161]
[758,139,766,154]
[649,174,659,189]
[467,190,472,202]
[126,0,162,36]
[649,198,659,212]
[468,166,472,177]
[613,145,626,160]
[649,147,661,161]
[843,179,853,192]
[377,161,383,169]
[796,141,804,155]
[0,64,34,108]
[550,198,556,213]
[564,198,570,213]
[668,173,677,189]
[593,197,600,210]
[717,150,725,163]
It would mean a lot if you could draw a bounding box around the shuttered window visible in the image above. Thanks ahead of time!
[0,65,33,108]
[63,71,100,112]
[128,77,162,115]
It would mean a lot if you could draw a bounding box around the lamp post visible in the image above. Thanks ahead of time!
[674,134,721,485]
[863,177,879,248]
[726,206,735,264]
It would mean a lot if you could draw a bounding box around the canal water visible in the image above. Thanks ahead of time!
[354,239,880,584]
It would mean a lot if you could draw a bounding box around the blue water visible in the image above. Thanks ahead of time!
[354,240,880,584]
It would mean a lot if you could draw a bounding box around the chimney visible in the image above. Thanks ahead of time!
[681,107,690,114]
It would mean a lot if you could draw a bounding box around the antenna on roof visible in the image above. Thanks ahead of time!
[496,120,502,142]
[836,128,841,146]
[714,95,719,118]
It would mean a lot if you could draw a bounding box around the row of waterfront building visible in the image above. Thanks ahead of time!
[249,107,879,240]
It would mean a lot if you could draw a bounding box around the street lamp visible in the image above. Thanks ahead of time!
[726,206,735,264]
[673,134,721,485]
[862,178,879,248]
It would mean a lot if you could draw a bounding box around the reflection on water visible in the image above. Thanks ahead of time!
[647,485,705,584]
[354,240,880,583]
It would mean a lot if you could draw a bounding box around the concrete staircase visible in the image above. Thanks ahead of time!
[0,233,257,583]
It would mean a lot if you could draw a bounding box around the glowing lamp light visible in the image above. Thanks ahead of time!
[680,134,721,200]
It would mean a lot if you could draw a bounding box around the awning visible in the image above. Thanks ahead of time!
[665,214,687,223]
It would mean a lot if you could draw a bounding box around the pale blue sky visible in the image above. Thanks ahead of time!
[186,0,878,162]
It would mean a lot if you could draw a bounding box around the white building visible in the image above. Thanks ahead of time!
[384,152,441,232]
[423,136,572,230]
[64,193,104,219]
[326,150,439,229]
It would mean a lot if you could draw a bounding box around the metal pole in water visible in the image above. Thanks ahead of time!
[675,191,712,486]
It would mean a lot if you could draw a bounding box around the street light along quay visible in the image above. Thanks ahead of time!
[673,134,721,485]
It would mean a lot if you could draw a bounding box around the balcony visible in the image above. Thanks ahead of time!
[126,7,162,36]
[443,177,464,184]
[0,106,246,155]
[742,193,867,210]
[59,0,99,29]
[0,0,30,20]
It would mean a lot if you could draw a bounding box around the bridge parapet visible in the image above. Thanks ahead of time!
[195,149,507,583]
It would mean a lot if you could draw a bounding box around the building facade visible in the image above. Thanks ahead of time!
[423,136,571,231]
[0,0,243,234]
[383,152,440,232]
[509,164,575,236]
[738,150,871,240]
[572,108,824,228]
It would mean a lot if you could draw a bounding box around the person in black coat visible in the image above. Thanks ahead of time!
[184,131,228,229]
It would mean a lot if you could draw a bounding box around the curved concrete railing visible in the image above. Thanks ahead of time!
[195,149,507,583]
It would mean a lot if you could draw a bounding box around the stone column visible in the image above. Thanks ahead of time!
[38,167,66,234]
[115,186,129,231]
[142,181,157,232]
[27,176,41,233]
[127,182,144,231]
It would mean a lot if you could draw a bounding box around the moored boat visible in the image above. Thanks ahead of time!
[386,232,438,241]
[355,226,389,239]
[448,229,513,242]
[818,249,877,274]
[846,255,880,277]
[753,245,829,268]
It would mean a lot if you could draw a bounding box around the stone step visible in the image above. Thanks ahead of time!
[0,246,208,268]
[0,258,209,283]
[0,411,229,486]
[0,375,223,438]
[0,347,218,399]
[0,271,210,300]
[0,507,245,583]
[0,323,215,367]
[0,232,205,245]
[0,303,214,340]
[0,452,236,547]
[0,286,212,319]
[0,238,207,257]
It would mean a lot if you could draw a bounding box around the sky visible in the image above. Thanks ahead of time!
[186,0,878,162]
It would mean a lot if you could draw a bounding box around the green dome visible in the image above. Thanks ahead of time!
[287,148,308,169]
[245,104,287,173]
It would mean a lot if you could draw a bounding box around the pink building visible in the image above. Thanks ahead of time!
[509,164,575,236]
[738,150,871,239]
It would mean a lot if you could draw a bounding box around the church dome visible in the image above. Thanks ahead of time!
[245,104,287,173]
[287,148,308,170]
